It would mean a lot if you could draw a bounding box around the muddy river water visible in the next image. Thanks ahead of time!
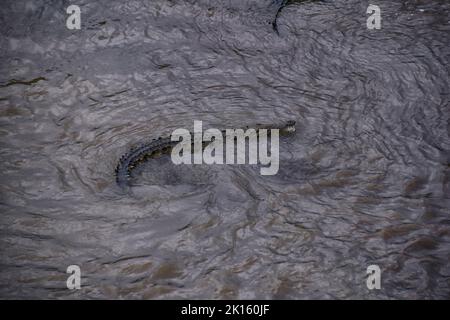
[0,0,449,299]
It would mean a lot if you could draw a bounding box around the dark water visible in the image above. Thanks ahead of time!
[0,0,449,299]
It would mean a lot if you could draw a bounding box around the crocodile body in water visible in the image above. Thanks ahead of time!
[115,120,296,188]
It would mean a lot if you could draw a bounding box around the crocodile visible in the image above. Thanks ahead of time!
[115,120,296,188]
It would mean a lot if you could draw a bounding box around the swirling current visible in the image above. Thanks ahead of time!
[0,0,449,299]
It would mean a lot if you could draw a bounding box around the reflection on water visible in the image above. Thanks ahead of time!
[0,0,449,299]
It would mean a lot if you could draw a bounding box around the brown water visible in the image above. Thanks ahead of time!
[0,0,449,299]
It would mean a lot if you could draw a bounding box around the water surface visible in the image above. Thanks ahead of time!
[0,0,449,299]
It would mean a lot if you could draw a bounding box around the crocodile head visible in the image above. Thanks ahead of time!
[280,120,296,135]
